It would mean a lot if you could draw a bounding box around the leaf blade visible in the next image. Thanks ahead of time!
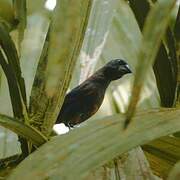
[125,0,177,126]
[13,0,27,51]
[30,0,93,136]
[7,108,180,180]
[0,114,47,146]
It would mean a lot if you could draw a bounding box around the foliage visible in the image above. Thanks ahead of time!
[0,0,179,179]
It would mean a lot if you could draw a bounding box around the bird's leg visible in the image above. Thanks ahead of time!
[67,122,73,129]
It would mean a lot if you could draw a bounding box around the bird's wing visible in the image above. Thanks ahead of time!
[56,82,100,125]
[63,81,96,105]
[62,84,87,106]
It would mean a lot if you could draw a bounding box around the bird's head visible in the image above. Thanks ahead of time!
[103,59,132,81]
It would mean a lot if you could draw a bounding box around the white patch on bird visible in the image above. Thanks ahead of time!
[53,123,69,135]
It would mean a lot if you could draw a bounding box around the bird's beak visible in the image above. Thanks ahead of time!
[125,64,132,73]
[119,64,132,74]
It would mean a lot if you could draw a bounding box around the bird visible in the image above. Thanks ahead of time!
[56,59,132,128]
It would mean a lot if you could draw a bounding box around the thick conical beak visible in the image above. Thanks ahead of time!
[119,64,132,74]
[125,64,132,73]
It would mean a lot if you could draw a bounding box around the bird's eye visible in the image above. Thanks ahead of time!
[117,59,126,65]
[118,60,122,64]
